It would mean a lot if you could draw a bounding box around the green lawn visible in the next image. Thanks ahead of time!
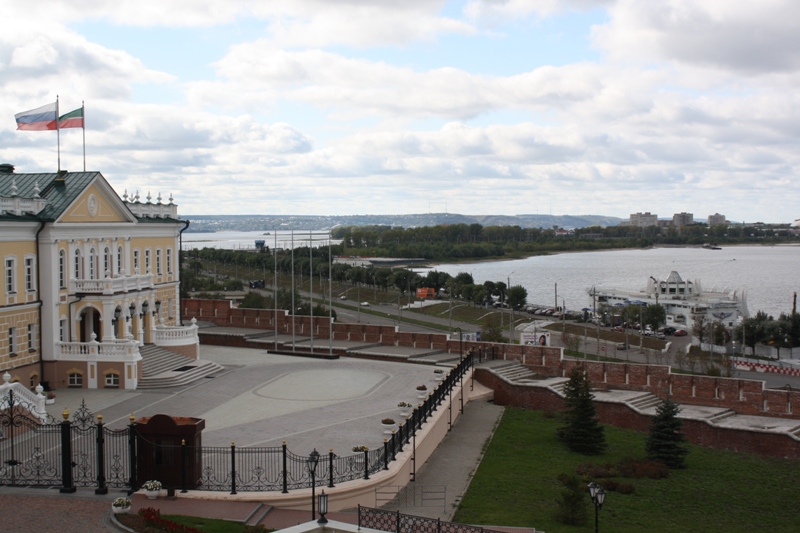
[453,408,800,533]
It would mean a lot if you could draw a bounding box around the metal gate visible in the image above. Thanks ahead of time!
[0,389,61,486]
[0,391,133,492]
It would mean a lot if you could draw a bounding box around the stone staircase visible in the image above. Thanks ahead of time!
[493,362,541,384]
[627,393,663,412]
[138,345,224,389]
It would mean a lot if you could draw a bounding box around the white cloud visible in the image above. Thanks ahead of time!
[593,0,800,75]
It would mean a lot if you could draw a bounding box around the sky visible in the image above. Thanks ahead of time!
[1,1,799,223]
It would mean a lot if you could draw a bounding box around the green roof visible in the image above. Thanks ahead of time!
[0,171,100,221]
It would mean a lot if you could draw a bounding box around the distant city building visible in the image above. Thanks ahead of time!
[708,213,727,226]
[672,212,694,227]
[629,212,658,227]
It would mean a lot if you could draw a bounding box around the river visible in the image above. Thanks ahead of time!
[427,245,799,319]
[182,230,798,318]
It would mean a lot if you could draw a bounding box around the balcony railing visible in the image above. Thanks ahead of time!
[55,339,141,362]
[154,318,199,347]
[0,196,47,216]
[70,273,154,295]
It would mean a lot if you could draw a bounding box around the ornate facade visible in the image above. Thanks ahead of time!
[0,163,193,389]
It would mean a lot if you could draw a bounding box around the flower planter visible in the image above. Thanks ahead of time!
[434,374,444,382]
[416,391,427,399]
[45,398,55,405]
[144,489,160,500]
[381,422,397,435]
[112,506,131,515]
[399,409,411,418]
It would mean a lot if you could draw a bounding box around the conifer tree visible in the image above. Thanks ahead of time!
[558,366,607,455]
[646,398,688,468]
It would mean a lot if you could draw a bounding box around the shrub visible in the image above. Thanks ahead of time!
[618,458,669,479]
[576,462,618,479]
[616,482,636,495]
[416,385,427,391]
[381,418,396,425]
[554,473,588,526]
[138,508,203,533]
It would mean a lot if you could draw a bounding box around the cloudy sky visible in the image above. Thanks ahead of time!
[2,1,798,222]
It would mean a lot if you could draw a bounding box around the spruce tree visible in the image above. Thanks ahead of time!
[646,398,689,468]
[558,366,607,455]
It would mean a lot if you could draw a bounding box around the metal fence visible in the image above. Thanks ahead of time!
[0,352,473,494]
[358,505,507,533]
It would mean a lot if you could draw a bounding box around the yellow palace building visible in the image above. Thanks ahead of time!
[0,163,200,390]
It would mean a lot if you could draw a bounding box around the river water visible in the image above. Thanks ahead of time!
[182,230,798,318]
[427,245,799,319]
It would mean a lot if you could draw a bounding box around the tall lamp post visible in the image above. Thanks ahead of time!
[307,449,320,520]
[588,481,606,533]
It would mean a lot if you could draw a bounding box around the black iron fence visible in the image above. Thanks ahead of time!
[358,505,507,533]
[138,352,473,493]
[0,352,473,494]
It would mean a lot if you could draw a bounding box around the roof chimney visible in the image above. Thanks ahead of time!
[54,169,68,185]
[0,164,14,174]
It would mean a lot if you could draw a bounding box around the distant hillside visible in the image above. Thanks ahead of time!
[183,213,624,233]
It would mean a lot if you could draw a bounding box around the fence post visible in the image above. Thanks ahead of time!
[328,448,335,488]
[363,449,370,480]
[95,414,107,495]
[396,509,401,533]
[391,430,396,462]
[127,415,137,494]
[437,518,441,533]
[230,442,237,495]
[282,441,288,493]
[181,439,188,493]
[60,410,75,493]
[383,439,389,470]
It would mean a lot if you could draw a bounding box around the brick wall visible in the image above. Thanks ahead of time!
[476,368,800,459]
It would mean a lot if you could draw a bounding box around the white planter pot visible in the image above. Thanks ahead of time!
[144,489,160,500]
[45,398,55,405]
[112,506,131,515]
[416,391,427,399]
[399,409,411,418]
[381,423,397,435]
[434,374,444,381]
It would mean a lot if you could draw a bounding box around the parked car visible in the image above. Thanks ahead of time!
[339,295,347,300]
[612,326,625,332]
[663,327,676,335]
[360,302,369,307]
[674,329,688,337]
[656,333,667,340]
[616,342,628,350]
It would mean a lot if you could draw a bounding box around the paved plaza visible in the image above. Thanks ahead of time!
[49,345,460,453]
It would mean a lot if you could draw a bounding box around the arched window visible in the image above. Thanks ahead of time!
[117,246,123,275]
[59,249,66,288]
[104,247,111,278]
[74,249,83,279]
[89,248,96,279]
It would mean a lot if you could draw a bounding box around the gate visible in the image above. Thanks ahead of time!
[0,389,61,486]
[0,391,133,492]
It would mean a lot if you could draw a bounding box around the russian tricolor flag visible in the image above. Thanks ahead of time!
[15,102,58,131]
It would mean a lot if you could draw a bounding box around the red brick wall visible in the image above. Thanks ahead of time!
[477,368,800,459]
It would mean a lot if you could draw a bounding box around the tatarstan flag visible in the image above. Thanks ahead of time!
[59,107,84,129]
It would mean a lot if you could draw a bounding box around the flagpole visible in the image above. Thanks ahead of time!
[82,101,86,171]
[56,95,61,173]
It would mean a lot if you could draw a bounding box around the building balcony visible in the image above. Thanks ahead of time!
[70,273,154,295]
[124,200,179,219]
[55,338,142,362]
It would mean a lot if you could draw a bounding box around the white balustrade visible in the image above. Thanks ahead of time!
[0,372,47,422]
[0,196,47,216]
[124,201,178,219]
[55,339,141,362]
[154,318,199,347]
[70,273,154,294]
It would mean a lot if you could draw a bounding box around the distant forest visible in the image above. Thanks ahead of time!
[329,222,798,261]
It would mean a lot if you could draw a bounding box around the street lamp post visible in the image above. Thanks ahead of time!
[307,449,320,520]
[588,481,606,533]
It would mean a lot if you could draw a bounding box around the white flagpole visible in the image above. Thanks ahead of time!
[56,95,61,173]
[82,101,86,172]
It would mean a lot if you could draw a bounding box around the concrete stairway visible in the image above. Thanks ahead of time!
[138,345,224,389]
[627,393,663,412]
[493,362,541,384]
